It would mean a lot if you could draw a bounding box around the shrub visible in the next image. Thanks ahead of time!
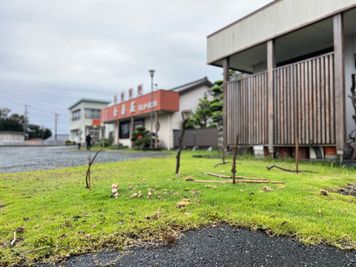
[99,138,112,148]
[131,127,155,150]
[65,140,75,145]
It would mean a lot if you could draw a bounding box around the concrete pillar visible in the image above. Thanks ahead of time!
[333,13,346,160]
[267,40,276,155]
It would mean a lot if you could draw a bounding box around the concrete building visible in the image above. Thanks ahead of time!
[101,77,213,149]
[0,131,25,146]
[207,0,356,160]
[69,99,111,144]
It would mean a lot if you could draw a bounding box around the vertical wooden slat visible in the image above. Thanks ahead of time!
[320,56,325,144]
[325,55,330,144]
[330,55,335,144]
[316,57,321,144]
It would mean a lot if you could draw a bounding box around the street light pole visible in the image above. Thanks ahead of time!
[149,69,155,149]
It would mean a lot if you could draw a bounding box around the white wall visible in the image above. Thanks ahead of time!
[69,101,109,143]
[0,132,25,145]
[171,85,211,130]
[345,34,356,136]
[207,0,356,63]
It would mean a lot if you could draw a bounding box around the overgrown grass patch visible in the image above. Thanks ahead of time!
[0,152,355,265]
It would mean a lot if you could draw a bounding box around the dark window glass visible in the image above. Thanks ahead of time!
[119,121,130,139]
[72,110,81,121]
[84,108,101,119]
[134,119,144,129]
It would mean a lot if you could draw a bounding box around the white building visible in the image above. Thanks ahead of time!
[101,77,213,149]
[68,98,111,144]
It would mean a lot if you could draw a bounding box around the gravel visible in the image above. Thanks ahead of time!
[51,225,356,267]
[0,146,167,173]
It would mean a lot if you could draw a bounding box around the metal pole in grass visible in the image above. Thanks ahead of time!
[295,137,299,173]
[149,69,155,149]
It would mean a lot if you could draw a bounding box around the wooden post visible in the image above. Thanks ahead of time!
[223,58,230,161]
[231,135,238,184]
[267,40,275,156]
[333,14,346,162]
[295,137,299,173]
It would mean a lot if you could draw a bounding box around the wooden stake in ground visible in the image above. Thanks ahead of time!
[175,113,190,176]
[295,137,299,173]
[231,135,238,184]
[85,150,102,190]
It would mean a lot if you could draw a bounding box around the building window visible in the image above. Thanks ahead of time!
[134,119,144,129]
[85,108,101,119]
[119,121,130,139]
[72,110,81,121]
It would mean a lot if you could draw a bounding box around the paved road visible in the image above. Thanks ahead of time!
[52,225,356,267]
[0,146,167,173]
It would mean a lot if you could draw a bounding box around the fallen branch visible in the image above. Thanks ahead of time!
[214,161,230,167]
[266,164,314,173]
[202,172,272,181]
[203,172,232,179]
[189,179,284,185]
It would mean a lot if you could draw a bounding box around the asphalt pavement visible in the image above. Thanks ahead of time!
[52,225,356,267]
[0,146,167,173]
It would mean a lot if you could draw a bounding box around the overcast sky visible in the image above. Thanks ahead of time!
[0,0,271,134]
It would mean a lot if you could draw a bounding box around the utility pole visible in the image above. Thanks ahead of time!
[54,113,59,142]
[149,69,155,149]
[24,105,30,139]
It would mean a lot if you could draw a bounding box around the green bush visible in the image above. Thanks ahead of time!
[65,140,75,145]
[99,138,112,148]
[131,127,155,150]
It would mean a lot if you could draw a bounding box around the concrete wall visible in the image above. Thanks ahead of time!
[0,132,25,145]
[207,0,356,64]
[345,33,356,136]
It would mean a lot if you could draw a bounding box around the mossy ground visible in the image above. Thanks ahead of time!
[0,151,355,265]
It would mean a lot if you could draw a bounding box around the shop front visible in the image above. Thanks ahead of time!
[101,90,180,148]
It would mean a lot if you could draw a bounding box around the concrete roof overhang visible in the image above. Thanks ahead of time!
[207,0,356,71]
[210,7,356,73]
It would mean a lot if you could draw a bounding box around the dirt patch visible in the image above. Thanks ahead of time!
[337,183,356,197]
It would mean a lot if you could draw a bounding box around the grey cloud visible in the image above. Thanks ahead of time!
[0,0,272,133]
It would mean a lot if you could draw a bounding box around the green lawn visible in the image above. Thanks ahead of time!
[0,152,355,265]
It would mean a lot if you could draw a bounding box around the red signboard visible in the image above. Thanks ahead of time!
[92,119,101,126]
[101,90,179,122]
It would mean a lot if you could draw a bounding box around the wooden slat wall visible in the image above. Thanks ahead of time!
[226,72,268,145]
[273,53,336,146]
[226,52,336,147]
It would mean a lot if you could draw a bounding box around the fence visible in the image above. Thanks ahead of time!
[173,128,218,148]
[226,52,336,147]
